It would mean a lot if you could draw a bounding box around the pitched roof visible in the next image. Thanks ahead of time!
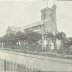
[7,19,50,33]
[23,19,50,29]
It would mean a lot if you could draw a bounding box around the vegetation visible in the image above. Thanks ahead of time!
[0,29,72,55]
[0,30,42,51]
[25,30,42,44]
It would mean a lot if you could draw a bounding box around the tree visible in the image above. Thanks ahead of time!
[15,31,26,45]
[63,37,72,54]
[55,32,66,40]
[7,33,17,45]
[25,30,42,44]
[1,34,8,44]
[2,33,17,46]
[0,33,17,48]
[0,37,4,47]
[55,32,66,53]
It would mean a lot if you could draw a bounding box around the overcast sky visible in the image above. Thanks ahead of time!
[0,0,72,37]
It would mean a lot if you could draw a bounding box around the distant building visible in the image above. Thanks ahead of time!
[6,3,58,35]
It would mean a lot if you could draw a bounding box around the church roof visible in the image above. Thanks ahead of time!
[23,19,50,29]
[7,19,50,33]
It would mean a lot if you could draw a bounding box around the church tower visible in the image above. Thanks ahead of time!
[41,3,57,35]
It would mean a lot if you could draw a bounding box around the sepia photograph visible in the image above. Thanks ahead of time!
[0,0,72,72]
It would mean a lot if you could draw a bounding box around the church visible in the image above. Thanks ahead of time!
[6,3,58,37]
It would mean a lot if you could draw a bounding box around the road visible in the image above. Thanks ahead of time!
[0,50,72,71]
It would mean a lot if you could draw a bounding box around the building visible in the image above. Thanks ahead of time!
[6,3,58,35]
[6,3,58,51]
[24,3,57,35]
[6,26,24,34]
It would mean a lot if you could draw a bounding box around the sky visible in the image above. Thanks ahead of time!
[0,0,72,37]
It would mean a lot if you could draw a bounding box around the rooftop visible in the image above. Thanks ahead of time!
[23,19,50,29]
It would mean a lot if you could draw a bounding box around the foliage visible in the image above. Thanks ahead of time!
[57,37,72,54]
[7,33,17,45]
[25,30,42,44]
[0,30,42,48]
[2,29,72,55]
[15,31,26,42]
[63,37,72,54]
[55,32,66,40]
[54,32,66,53]
[1,34,8,43]
[0,33,17,47]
